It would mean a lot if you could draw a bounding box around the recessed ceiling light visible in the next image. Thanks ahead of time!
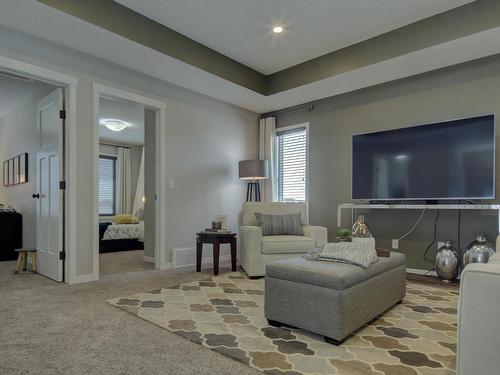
[273,26,284,34]
[102,119,128,132]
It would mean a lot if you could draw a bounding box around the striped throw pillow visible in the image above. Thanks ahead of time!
[254,213,303,236]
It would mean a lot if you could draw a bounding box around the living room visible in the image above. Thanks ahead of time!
[1,1,499,374]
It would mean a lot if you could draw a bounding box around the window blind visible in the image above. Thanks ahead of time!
[98,156,116,216]
[276,127,307,202]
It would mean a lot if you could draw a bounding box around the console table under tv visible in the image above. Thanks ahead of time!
[338,203,500,233]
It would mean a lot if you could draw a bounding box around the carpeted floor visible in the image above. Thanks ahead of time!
[99,250,154,275]
[0,257,259,375]
[109,272,458,375]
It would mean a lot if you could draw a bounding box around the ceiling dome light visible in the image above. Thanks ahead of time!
[103,119,127,132]
[272,26,284,34]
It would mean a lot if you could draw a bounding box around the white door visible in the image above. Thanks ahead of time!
[35,88,64,282]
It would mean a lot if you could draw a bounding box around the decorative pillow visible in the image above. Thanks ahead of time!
[114,214,139,224]
[254,212,303,236]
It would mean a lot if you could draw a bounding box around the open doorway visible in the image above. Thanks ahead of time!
[96,95,157,276]
[0,71,66,282]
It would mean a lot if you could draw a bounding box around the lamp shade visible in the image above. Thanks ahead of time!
[239,160,269,180]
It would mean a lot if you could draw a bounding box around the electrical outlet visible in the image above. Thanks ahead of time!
[437,241,445,249]
[392,239,399,249]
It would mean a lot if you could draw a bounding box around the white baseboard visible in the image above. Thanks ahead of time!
[161,262,173,270]
[173,246,233,270]
[143,255,155,263]
[69,273,99,284]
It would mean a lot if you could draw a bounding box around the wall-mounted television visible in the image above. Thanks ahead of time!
[352,115,495,201]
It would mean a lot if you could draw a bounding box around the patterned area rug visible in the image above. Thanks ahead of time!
[108,272,458,375]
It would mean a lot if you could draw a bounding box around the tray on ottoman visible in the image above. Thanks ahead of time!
[264,253,406,345]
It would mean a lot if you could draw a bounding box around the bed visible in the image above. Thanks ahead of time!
[99,221,144,253]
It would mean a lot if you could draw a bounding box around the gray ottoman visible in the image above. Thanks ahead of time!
[265,253,406,345]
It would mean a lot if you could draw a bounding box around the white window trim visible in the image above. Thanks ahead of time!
[274,122,310,205]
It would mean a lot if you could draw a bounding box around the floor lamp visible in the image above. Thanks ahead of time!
[239,160,269,202]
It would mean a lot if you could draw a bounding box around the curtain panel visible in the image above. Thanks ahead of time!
[259,116,276,202]
[116,147,132,214]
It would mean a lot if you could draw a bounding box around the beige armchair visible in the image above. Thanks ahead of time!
[239,202,327,277]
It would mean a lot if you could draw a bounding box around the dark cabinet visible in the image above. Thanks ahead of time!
[0,212,22,261]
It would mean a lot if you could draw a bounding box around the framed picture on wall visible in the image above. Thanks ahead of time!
[19,153,28,184]
[13,156,19,184]
[8,159,14,185]
[3,153,29,186]
[2,161,7,186]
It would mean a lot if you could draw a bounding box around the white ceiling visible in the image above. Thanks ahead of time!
[2,1,500,113]
[0,74,54,119]
[116,0,473,74]
[99,97,144,146]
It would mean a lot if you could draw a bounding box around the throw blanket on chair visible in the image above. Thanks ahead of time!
[305,237,378,269]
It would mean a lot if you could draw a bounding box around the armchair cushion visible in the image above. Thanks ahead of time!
[303,225,328,248]
[262,235,316,254]
[255,212,303,236]
[242,202,308,226]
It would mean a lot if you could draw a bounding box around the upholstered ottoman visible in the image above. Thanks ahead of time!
[264,253,406,345]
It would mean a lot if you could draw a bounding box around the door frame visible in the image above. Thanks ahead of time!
[0,55,79,283]
[92,83,168,274]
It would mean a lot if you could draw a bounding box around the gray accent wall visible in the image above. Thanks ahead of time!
[276,55,500,271]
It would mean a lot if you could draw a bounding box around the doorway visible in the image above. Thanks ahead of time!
[0,71,66,282]
[93,84,167,277]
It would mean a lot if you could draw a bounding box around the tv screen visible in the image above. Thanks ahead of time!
[352,115,495,201]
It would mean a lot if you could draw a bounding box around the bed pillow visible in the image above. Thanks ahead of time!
[254,212,303,236]
[114,214,139,224]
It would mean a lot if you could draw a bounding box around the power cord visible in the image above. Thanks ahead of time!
[397,209,426,241]
[457,208,462,258]
[423,209,440,264]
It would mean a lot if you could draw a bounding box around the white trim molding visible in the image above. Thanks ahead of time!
[0,54,79,284]
[173,247,233,270]
[92,82,168,280]
[274,122,310,208]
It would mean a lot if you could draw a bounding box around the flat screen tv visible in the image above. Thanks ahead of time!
[352,115,495,201]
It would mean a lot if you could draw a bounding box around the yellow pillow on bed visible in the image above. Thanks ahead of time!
[114,214,139,224]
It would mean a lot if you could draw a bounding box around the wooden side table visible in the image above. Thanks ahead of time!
[196,232,237,275]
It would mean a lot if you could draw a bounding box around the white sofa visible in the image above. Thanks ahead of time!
[239,202,327,277]
[457,250,500,375]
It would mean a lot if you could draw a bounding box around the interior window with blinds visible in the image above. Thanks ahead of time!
[276,126,308,202]
[99,156,117,216]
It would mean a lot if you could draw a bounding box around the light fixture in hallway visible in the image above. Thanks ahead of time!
[272,26,284,34]
[102,119,128,132]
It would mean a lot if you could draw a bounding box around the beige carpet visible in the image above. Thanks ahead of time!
[99,250,154,275]
[109,272,458,375]
[0,258,258,375]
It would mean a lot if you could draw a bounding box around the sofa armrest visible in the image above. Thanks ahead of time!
[303,225,327,248]
[457,263,500,375]
[239,226,263,277]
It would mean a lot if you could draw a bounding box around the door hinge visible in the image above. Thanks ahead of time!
[59,251,66,260]
[59,181,66,190]
[59,110,66,119]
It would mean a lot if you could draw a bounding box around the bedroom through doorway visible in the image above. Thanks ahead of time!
[97,95,156,276]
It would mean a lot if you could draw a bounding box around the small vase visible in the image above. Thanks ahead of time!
[463,234,495,266]
[352,215,371,238]
[435,241,460,282]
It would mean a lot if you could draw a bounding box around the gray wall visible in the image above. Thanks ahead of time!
[0,26,258,278]
[0,83,55,248]
[276,55,500,271]
[144,109,155,259]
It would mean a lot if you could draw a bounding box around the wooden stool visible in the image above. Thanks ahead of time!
[14,249,37,274]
